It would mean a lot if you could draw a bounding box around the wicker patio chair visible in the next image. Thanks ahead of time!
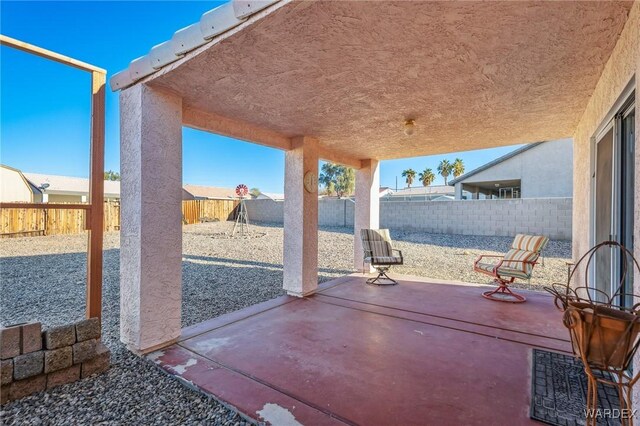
[360,229,403,285]
[474,234,549,303]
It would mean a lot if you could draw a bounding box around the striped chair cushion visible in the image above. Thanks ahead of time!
[369,256,403,265]
[511,234,549,253]
[360,229,393,258]
[475,261,531,280]
[501,248,539,276]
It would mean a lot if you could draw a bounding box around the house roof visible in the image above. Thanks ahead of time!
[258,192,285,201]
[448,142,543,186]
[390,185,454,197]
[183,184,238,199]
[109,0,281,91]
[22,172,121,197]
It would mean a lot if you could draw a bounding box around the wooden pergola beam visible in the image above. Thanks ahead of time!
[0,35,106,74]
[1,34,106,320]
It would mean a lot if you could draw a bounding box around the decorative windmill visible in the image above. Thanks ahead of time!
[232,184,250,236]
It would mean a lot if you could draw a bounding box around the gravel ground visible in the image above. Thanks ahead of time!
[0,222,571,424]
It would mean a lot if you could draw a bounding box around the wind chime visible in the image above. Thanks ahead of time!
[232,184,250,237]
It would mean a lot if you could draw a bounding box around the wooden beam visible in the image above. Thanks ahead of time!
[0,203,91,210]
[0,35,106,74]
[86,71,106,320]
[183,106,292,151]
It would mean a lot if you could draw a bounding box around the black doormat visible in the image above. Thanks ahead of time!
[531,349,622,426]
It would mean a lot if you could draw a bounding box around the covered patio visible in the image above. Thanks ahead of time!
[111,0,639,422]
[150,274,570,425]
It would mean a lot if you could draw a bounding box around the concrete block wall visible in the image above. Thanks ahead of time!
[0,319,110,404]
[245,198,572,240]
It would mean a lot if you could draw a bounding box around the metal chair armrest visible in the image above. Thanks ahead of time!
[392,249,403,260]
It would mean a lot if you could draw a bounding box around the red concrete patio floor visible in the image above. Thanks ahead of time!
[148,274,572,425]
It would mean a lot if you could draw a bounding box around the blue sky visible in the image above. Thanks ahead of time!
[1,1,521,193]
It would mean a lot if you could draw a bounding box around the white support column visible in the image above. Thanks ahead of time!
[120,84,183,353]
[283,136,319,297]
[454,183,463,200]
[354,159,380,272]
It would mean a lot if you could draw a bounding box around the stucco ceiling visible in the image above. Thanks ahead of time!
[148,1,633,161]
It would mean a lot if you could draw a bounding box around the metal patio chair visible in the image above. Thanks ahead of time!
[474,234,549,303]
[360,229,403,285]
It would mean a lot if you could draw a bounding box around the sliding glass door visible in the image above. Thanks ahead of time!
[592,96,635,304]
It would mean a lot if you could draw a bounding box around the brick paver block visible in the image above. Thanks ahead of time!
[1,359,13,385]
[44,346,72,373]
[47,364,80,389]
[73,339,97,364]
[81,343,110,379]
[13,351,44,380]
[0,384,9,404]
[21,322,42,354]
[9,374,46,401]
[0,325,21,359]
[44,325,75,350]
[75,318,101,342]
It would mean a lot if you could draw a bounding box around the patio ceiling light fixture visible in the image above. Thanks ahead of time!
[404,119,415,136]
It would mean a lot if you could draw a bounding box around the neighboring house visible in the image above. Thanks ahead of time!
[182,184,238,200]
[383,185,454,201]
[448,138,573,200]
[256,192,285,201]
[0,165,42,202]
[379,187,394,198]
[0,165,120,203]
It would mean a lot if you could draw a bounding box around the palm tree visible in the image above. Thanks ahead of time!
[452,158,465,178]
[401,169,417,187]
[437,159,453,185]
[418,168,435,187]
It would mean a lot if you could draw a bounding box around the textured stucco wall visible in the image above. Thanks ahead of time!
[458,139,573,198]
[283,137,318,296]
[567,1,639,406]
[246,198,572,240]
[119,84,183,353]
[571,1,638,274]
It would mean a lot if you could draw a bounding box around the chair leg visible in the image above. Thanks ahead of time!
[482,278,526,303]
[366,267,398,286]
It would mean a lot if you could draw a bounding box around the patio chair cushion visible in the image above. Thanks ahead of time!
[361,229,393,257]
[368,255,403,265]
[511,234,549,253]
[475,260,531,280]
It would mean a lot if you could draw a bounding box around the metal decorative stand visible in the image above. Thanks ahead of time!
[545,241,640,426]
[231,184,250,237]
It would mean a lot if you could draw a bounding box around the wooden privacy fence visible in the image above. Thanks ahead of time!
[182,199,239,224]
[1,200,238,238]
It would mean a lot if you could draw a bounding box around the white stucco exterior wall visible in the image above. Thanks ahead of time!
[119,84,183,353]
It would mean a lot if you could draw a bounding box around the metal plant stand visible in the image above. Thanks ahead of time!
[545,241,640,426]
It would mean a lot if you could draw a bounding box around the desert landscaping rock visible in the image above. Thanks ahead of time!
[44,325,75,350]
[0,222,571,424]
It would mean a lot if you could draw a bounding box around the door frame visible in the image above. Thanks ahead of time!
[589,82,635,300]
